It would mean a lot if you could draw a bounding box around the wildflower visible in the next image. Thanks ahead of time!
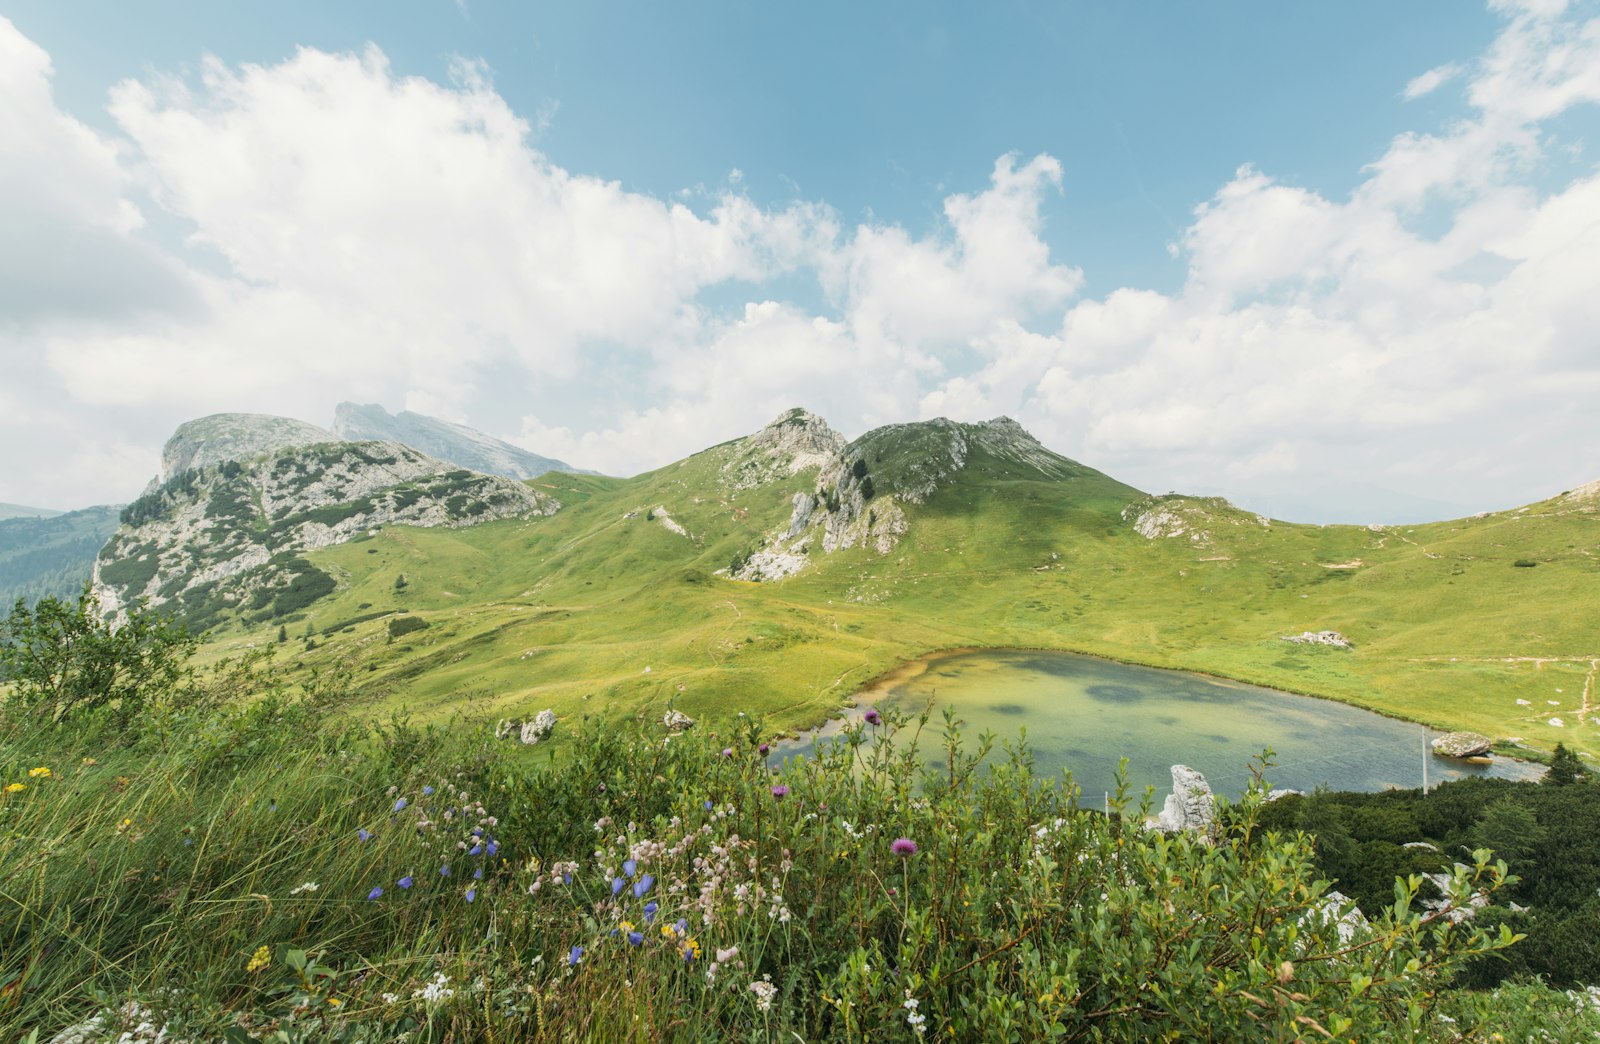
[465,888,476,902]
[422,786,435,796]
[289,881,319,895]
[81,757,97,766]
[4,783,23,794]
[116,817,133,832]
[367,887,383,900]
[245,946,272,973]
[393,798,408,813]
[633,874,654,898]
[623,857,637,878]
[751,976,777,1012]
[627,931,644,946]
[759,744,770,755]
[715,946,739,963]
[643,901,659,923]
[398,875,414,889]
[892,838,918,857]
[722,747,733,758]
[440,865,451,877]
[358,829,372,842]
[474,867,483,880]
[612,876,626,895]
[326,997,342,1008]
[469,844,483,856]
[704,800,714,810]
[413,971,454,1004]
[864,709,881,725]
[569,945,584,967]
[486,841,498,857]
[771,785,789,798]
[28,767,51,778]
[660,922,676,939]
[681,938,701,962]
[675,918,688,936]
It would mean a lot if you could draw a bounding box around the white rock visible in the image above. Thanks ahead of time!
[1155,765,1216,834]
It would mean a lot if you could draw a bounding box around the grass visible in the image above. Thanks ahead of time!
[180,427,1598,765]
[5,678,1587,1041]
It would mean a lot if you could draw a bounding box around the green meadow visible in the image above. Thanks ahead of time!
[194,427,1599,762]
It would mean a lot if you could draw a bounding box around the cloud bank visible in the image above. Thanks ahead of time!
[2,2,1598,521]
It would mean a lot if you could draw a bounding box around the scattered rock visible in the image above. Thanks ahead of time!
[1420,867,1491,923]
[662,709,695,732]
[1301,889,1369,945]
[1403,841,1440,852]
[1266,788,1304,802]
[1156,765,1216,834]
[1431,732,1494,758]
[1280,631,1353,649]
[495,709,557,745]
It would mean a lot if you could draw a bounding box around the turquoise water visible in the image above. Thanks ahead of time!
[786,649,1541,802]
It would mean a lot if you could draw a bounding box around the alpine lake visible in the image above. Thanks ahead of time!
[781,649,1542,804]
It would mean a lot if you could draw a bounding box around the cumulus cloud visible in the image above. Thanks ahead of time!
[4,2,1599,523]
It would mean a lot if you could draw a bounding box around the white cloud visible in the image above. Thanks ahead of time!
[1404,63,1463,100]
[4,3,1600,523]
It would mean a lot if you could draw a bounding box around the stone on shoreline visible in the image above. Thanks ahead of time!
[1431,731,1494,758]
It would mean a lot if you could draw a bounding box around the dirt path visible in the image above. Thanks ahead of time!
[1582,659,1598,725]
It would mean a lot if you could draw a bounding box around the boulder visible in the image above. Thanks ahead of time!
[1431,732,1494,758]
[495,709,557,745]
[662,709,696,732]
[1156,765,1216,834]
[1280,630,1353,649]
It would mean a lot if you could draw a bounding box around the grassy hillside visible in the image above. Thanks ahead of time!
[173,414,1599,762]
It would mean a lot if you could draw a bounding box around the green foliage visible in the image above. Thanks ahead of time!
[1473,796,1547,869]
[0,507,122,610]
[1547,743,1586,786]
[0,589,198,726]
[0,690,1540,1041]
[386,615,429,640]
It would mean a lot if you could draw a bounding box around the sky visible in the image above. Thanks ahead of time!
[2,1,1598,523]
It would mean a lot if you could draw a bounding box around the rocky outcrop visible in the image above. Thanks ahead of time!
[1281,631,1353,649]
[1156,765,1217,834]
[496,709,557,745]
[717,409,848,493]
[332,402,590,480]
[94,438,559,626]
[1122,494,1271,545]
[1301,889,1370,945]
[158,413,334,486]
[1431,732,1494,758]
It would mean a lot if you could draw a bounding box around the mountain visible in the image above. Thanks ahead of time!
[0,505,122,608]
[331,402,591,480]
[90,406,1599,762]
[0,503,63,520]
[93,414,561,631]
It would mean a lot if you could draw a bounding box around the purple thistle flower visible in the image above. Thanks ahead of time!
[627,931,643,946]
[398,875,414,889]
[465,888,476,903]
[569,945,583,967]
[771,784,789,798]
[622,858,637,878]
[864,709,881,725]
[633,874,654,899]
[393,798,407,813]
[422,786,434,796]
[367,886,383,900]
[358,829,372,842]
[612,877,626,895]
[721,747,733,758]
[891,837,918,857]
[759,743,770,755]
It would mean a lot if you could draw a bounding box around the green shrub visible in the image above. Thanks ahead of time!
[387,615,429,639]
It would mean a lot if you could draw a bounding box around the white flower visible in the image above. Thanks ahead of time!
[750,976,778,1013]
[413,971,455,1005]
[289,881,319,895]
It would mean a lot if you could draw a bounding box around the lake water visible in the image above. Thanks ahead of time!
[784,649,1541,803]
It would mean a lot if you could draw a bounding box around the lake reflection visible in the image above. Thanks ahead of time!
[786,649,1541,802]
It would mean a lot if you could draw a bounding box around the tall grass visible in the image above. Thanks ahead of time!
[2,681,1593,1041]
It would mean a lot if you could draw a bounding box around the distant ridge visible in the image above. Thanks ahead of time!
[332,403,593,481]
[0,503,63,520]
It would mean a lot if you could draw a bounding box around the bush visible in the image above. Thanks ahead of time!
[387,615,429,639]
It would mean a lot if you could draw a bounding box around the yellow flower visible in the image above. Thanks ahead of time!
[660,923,676,939]
[245,945,272,973]
[117,817,133,832]
[619,920,635,933]
[326,996,342,1008]
[5,783,24,794]
[28,767,51,778]
[681,937,702,961]
[81,757,97,766]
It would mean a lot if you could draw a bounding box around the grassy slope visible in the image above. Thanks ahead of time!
[196,431,1600,759]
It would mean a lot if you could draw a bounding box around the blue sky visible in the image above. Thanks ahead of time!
[2,1,1598,521]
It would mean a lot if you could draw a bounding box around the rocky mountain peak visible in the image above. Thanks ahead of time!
[718,408,847,492]
[331,402,590,480]
[161,413,334,484]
